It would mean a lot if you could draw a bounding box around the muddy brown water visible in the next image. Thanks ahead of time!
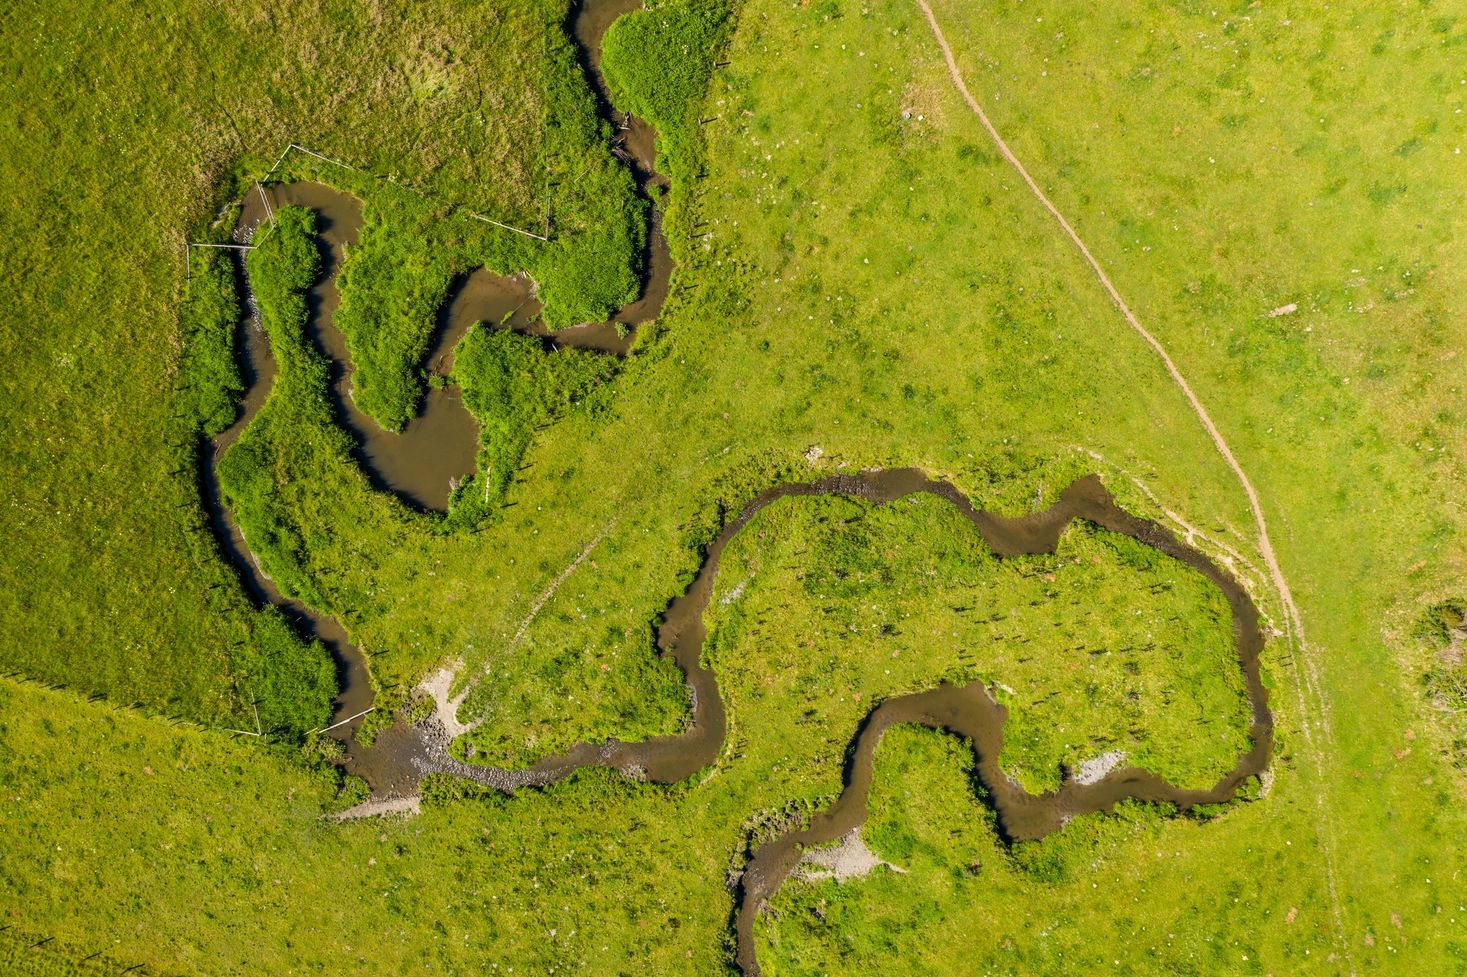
[200,229,378,760]
[206,295,1273,962]
[318,468,1271,974]
[572,0,666,187]
[200,0,673,774]
[198,4,1271,969]
[722,472,1273,976]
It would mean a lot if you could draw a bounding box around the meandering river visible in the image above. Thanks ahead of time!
[196,2,1274,972]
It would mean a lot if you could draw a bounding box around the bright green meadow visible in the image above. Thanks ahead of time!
[1,0,1464,974]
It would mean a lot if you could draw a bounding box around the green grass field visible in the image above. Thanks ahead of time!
[2,0,1464,973]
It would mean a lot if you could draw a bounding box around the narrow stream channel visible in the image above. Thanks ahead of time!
[200,0,674,783]
[194,3,1274,972]
[359,468,1271,973]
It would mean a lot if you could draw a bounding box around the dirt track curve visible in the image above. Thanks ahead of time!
[911,0,1350,966]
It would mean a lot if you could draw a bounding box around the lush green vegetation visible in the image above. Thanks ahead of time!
[234,607,336,739]
[4,0,1467,973]
[0,481,1260,971]
[178,247,244,437]
[217,206,342,605]
[330,209,458,433]
[703,493,1248,794]
[0,0,640,731]
[601,0,736,190]
[327,10,647,432]
[453,327,616,510]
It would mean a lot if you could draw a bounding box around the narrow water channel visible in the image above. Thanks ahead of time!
[722,472,1273,976]
[194,4,1274,972]
[357,468,1271,973]
[200,0,675,782]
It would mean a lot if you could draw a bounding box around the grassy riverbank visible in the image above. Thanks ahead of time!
[762,724,1294,974]
[704,493,1249,795]
[2,0,1464,974]
[325,20,646,433]
[0,0,639,729]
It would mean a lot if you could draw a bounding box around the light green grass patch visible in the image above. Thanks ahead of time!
[705,492,1249,796]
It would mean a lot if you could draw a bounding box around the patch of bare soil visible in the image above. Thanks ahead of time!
[796,829,905,882]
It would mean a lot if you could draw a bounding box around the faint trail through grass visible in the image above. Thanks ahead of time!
[509,526,614,649]
[914,0,1351,966]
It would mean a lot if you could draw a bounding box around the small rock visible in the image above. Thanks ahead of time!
[1071,751,1127,786]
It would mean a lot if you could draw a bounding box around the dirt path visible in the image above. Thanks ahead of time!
[506,526,613,650]
[913,0,1350,966]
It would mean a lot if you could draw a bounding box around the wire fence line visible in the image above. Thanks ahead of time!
[185,140,551,280]
[308,704,375,737]
[182,241,255,281]
[268,142,549,240]
[253,181,276,228]
[0,667,275,746]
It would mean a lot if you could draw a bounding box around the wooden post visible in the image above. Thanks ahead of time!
[312,705,375,736]
[256,182,276,227]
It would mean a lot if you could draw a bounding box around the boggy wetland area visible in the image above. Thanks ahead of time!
[4,0,1467,974]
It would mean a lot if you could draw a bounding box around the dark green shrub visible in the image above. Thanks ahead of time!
[332,774,370,810]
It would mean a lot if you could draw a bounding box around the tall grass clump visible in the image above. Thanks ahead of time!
[179,247,244,437]
[1418,600,1467,770]
[451,326,616,517]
